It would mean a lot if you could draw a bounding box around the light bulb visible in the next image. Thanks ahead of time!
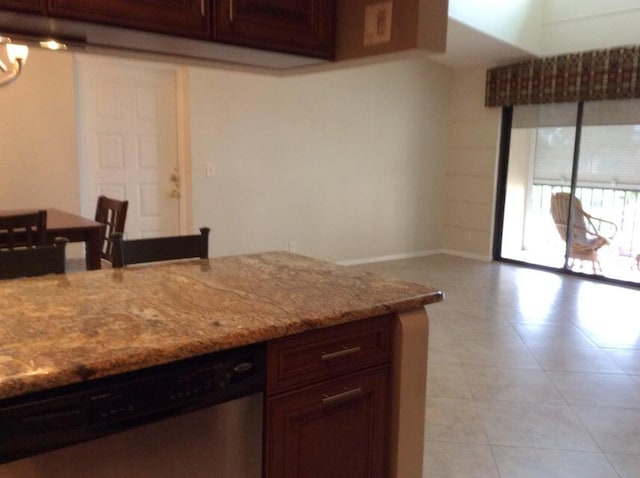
[39,40,67,51]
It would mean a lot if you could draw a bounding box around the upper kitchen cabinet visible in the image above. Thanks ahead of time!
[46,0,211,39]
[213,0,335,59]
[0,0,46,14]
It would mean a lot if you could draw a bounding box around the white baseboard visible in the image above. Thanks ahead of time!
[440,249,492,262]
[337,250,440,266]
[337,249,492,266]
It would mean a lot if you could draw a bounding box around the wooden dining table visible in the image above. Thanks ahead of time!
[0,208,106,271]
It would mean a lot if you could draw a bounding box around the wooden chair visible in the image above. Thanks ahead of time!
[94,196,128,263]
[111,227,210,268]
[0,237,68,280]
[550,192,617,273]
[0,210,47,250]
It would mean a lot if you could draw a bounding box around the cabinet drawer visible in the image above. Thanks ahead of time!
[267,315,392,393]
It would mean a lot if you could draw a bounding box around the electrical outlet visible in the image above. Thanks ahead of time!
[363,1,393,46]
[206,162,215,177]
[288,241,297,253]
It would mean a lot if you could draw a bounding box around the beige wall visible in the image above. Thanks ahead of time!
[0,48,79,213]
[449,0,543,55]
[189,55,450,262]
[542,0,640,55]
[443,67,501,259]
[1,50,455,263]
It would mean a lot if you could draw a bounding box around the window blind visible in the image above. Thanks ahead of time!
[513,101,640,190]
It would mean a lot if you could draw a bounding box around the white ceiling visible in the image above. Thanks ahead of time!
[429,19,535,69]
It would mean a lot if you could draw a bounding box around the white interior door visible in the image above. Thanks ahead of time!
[76,56,187,239]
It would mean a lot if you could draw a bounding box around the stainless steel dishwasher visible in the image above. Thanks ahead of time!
[0,343,265,478]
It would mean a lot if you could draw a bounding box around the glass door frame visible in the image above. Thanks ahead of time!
[492,104,640,289]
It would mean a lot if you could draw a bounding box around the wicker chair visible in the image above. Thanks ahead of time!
[550,192,617,273]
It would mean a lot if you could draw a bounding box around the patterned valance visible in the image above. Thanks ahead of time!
[485,46,640,107]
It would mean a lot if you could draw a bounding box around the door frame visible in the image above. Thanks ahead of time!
[74,53,192,235]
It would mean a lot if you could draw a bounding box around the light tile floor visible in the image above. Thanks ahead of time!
[353,254,640,478]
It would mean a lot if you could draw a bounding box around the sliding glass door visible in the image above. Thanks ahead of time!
[498,100,640,285]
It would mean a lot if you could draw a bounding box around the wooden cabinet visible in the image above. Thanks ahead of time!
[0,0,45,14]
[266,367,389,477]
[1,0,335,59]
[47,0,210,39]
[264,315,392,478]
[213,0,335,59]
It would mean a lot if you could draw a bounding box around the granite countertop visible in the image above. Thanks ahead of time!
[0,252,443,401]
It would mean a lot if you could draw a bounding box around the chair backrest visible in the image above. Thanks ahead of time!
[94,196,129,263]
[111,227,210,268]
[0,237,68,280]
[0,210,47,250]
[550,193,589,244]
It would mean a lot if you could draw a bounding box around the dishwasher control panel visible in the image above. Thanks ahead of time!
[0,343,266,464]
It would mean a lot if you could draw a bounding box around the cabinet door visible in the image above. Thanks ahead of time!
[264,367,389,478]
[47,0,210,39]
[214,0,334,59]
[0,0,45,14]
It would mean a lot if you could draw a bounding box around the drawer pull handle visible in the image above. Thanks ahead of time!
[322,387,362,404]
[321,346,361,361]
[200,0,205,17]
[229,0,234,22]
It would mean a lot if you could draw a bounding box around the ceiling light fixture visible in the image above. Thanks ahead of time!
[0,36,29,87]
[39,39,67,51]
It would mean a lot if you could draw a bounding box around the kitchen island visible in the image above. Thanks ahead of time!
[0,252,443,477]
